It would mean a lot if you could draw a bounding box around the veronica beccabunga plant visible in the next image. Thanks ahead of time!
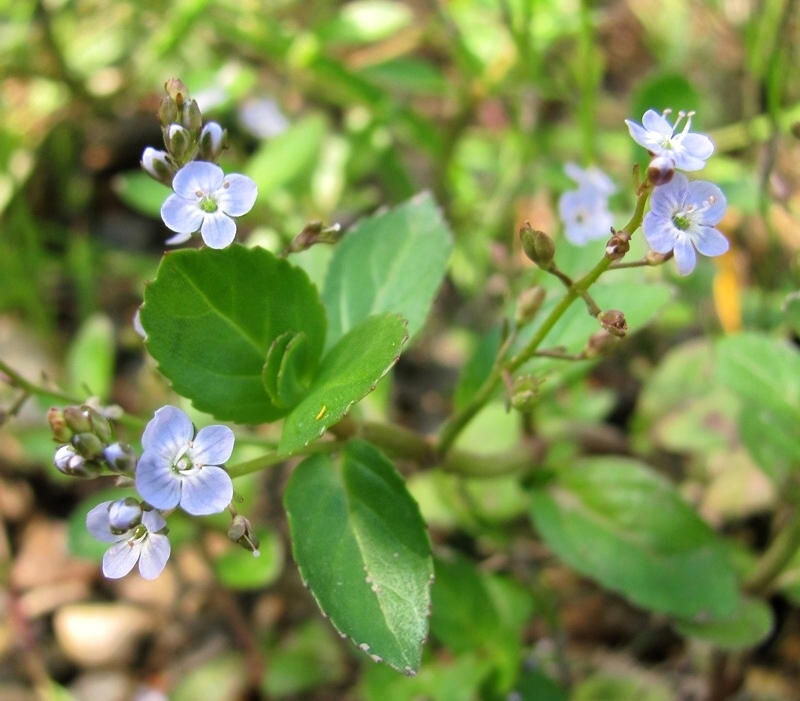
[20,79,786,694]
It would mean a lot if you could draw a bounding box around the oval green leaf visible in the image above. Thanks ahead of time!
[322,192,452,349]
[279,313,407,455]
[530,457,740,619]
[140,245,327,423]
[674,596,773,650]
[284,441,433,675]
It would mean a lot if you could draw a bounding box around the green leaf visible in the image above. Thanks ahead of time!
[140,246,327,423]
[322,192,452,348]
[530,457,740,619]
[262,331,314,408]
[715,333,800,423]
[213,528,283,591]
[111,170,171,218]
[65,313,115,400]
[715,333,800,483]
[246,115,327,196]
[279,314,407,455]
[284,441,433,674]
[674,596,773,650]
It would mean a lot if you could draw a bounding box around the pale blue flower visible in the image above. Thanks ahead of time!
[643,173,728,275]
[558,163,616,245]
[161,161,257,249]
[86,500,170,579]
[135,406,234,516]
[625,109,714,172]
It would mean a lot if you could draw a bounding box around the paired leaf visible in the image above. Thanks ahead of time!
[530,457,740,619]
[140,246,326,423]
[284,441,433,675]
[279,313,407,455]
[322,192,452,349]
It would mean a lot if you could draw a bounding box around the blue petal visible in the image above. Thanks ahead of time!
[102,540,140,578]
[673,235,697,275]
[694,226,729,257]
[192,425,235,465]
[172,161,224,198]
[135,452,182,510]
[643,213,679,254]
[86,502,120,543]
[200,212,236,249]
[138,533,171,579]
[641,109,670,134]
[142,406,193,455]
[179,465,233,515]
[688,181,727,225]
[216,174,258,216]
[161,194,204,234]
[649,174,689,217]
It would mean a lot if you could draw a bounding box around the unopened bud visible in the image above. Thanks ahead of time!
[510,375,543,412]
[585,329,620,358]
[72,432,105,460]
[199,122,226,161]
[141,147,174,185]
[647,155,676,186]
[48,407,72,443]
[165,124,192,162]
[605,229,631,261]
[107,498,143,534]
[598,309,628,338]
[158,95,179,126]
[103,442,138,474]
[182,99,203,137]
[54,445,102,478]
[228,515,261,556]
[519,222,555,269]
[515,286,546,325]
[164,78,190,108]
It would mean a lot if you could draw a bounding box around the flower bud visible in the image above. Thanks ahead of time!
[48,407,72,443]
[158,94,179,126]
[182,99,203,137]
[165,124,192,162]
[63,405,92,434]
[605,229,631,261]
[199,122,226,162]
[164,78,190,108]
[647,155,676,186]
[598,309,628,338]
[510,375,543,413]
[515,286,546,325]
[72,432,105,460]
[519,222,555,270]
[54,445,102,478]
[228,515,261,556]
[103,442,138,474]
[141,147,174,185]
[107,498,143,534]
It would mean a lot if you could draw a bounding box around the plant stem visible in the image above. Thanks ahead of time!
[744,506,800,595]
[436,181,653,456]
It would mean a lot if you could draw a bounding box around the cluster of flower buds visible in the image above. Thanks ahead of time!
[49,405,137,478]
[141,79,228,187]
[139,78,259,250]
[49,403,255,580]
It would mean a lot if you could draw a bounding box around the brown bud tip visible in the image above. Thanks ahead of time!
[598,309,628,338]
[605,229,631,261]
[647,155,676,186]
[519,222,555,269]
[164,78,190,107]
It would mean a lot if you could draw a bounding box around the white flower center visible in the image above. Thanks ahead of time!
[672,194,715,231]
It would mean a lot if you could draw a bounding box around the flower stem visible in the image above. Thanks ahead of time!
[437,182,653,456]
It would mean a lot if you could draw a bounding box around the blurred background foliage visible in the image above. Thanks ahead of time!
[2,0,800,699]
